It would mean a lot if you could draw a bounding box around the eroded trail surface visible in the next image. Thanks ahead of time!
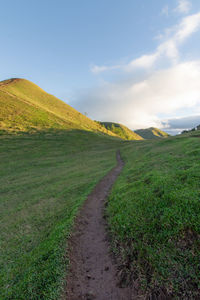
[65,151,132,300]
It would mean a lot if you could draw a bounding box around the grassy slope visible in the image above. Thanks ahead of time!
[107,131,200,298]
[0,130,122,299]
[100,122,143,140]
[0,78,116,137]
[135,127,169,139]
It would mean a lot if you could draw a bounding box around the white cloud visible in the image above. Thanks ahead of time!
[90,64,120,74]
[90,65,110,73]
[125,53,159,70]
[175,0,191,14]
[175,13,200,41]
[74,61,200,130]
[157,39,179,62]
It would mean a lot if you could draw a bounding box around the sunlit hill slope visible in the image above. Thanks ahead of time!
[0,78,117,136]
[100,122,143,140]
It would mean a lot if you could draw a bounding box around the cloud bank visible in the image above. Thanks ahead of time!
[74,61,200,131]
[162,115,200,134]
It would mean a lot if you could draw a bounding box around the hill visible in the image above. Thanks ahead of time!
[100,122,143,140]
[134,127,169,139]
[0,78,117,137]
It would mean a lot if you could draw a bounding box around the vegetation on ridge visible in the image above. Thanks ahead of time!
[134,127,169,139]
[100,121,143,140]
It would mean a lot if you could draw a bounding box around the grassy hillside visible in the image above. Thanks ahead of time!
[100,121,143,140]
[0,78,116,137]
[1,77,199,298]
[135,127,169,139]
[0,130,122,299]
[107,131,200,298]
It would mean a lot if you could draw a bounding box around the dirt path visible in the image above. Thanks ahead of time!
[65,151,133,300]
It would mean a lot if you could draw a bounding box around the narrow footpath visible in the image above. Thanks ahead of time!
[65,151,132,300]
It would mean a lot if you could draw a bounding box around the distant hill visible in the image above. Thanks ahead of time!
[181,124,200,134]
[0,78,117,137]
[134,127,169,139]
[100,122,143,140]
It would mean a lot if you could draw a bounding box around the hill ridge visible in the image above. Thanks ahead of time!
[134,127,169,139]
[100,121,143,140]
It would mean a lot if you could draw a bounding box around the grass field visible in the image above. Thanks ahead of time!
[0,130,122,299]
[1,125,200,299]
[107,131,200,298]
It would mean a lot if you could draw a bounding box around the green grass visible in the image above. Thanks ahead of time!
[107,132,200,298]
[0,130,122,299]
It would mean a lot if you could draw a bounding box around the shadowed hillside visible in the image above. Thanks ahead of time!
[100,122,143,140]
[0,78,117,137]
[134,127,169,139]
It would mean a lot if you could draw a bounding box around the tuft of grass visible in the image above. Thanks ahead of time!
[0,130,122,299]
[107,134,200,298]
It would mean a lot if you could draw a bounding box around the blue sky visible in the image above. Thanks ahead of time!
[1,0,200,133]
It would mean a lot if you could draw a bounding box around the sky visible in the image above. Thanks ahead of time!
[1,0,200,134]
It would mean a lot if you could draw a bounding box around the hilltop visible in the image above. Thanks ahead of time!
[100,122,143,140]
[0,78,117,137]
[134,127,169,139]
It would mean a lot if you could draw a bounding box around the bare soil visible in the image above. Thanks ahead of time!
[65,151,134,300]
